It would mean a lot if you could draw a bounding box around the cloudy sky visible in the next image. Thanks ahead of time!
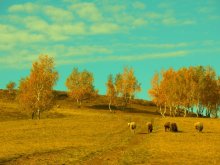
[0,0,220,99]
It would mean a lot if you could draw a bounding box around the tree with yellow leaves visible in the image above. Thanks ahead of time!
[106,74,117,112]
[149,66,220,118]
[148,71,164,115]
[17,55,59,119]
[6,81,16,94]
[66,68,98,108]
[115,67,141,109]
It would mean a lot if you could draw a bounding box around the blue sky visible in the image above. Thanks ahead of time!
[0,0,220,100]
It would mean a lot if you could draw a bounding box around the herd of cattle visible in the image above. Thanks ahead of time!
[128,121,204,134]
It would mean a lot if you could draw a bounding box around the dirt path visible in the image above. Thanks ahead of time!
[82,132,148,165]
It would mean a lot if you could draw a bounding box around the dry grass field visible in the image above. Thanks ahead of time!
[0,98,220,165]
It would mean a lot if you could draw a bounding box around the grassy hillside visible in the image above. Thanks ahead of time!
[0,90,220,164]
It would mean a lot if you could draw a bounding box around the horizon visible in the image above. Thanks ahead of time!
[0,0,220,100]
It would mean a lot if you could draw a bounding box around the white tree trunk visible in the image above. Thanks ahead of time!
[169,106,172,117]
[163,102,167,117]
[37,108,40,120]
[109,99,112,112]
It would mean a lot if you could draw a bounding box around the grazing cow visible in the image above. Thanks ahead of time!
[146,122,153,133]
[170,122,178,132]
[128,122,136,134]
[194,122,203,132]
[164,122,171,132]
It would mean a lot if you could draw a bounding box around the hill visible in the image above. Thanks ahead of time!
[0,89,199,121]
[0,90,219,164]
[0,89,158,121]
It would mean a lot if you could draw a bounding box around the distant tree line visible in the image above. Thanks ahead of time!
[4,55,219,119]
[148,66,220,118]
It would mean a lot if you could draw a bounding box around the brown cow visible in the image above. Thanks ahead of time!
[146,122,153,133]
[164,122,171,132]
[194,122,203,132]
[170,122,178,132]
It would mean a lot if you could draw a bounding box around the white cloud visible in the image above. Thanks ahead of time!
[64,46,111,56]
[62,23,86,35]
[8,3,74,23]
[47,45,112,57]
[161,16,196,26]
[158,2,172,9]
[0,24,46,44]
[140,43,189,49]
[0,24,16,33]
[22,16,87,40]
[46,22,87,40]
[106,5,126,13]
[90,23,120,34]
[133,2,145,10]
[145,4,197,26]
[111,12,136,27]
[44,5,74,22]
[107,51,188,61]
[0,44,113,68]
[24,16,49,31]
[145,12,161,19]
[0,43,14,51]
[56,50,188,66]
[133,18,147,27]
[22,16,70,41]
[8,2,39,13]
[160,11,196,26]
[70,3,102,22]
[162,17,178,25]
[0,51,38,69]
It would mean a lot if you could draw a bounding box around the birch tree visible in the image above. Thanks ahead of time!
[106,74,117,112]
[149,66,220,118]
[148,72,164,114]
[17,55,58,119]
[66,68,97,107]
[115,67,141,109]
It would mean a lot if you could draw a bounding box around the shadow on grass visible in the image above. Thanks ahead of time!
[202,131,215,134]
[87,104,159,116]
[0,146,79,164]
[138,132,148,135]
[45,112,67,119]
[0,111,30,121]
[86,104,117,110]
[176,131,184,133]
[122,107,159,116]
[163,131,185,133]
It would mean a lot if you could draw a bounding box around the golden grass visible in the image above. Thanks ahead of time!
[0,103,220,165]
[121,117,220,165]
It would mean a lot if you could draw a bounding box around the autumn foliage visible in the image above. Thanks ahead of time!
[106,67,141,110]
[17,55,59,119]
[6,81,16,94]
[106,74,117,112]
[66,68,98,107]
[149,66,220,118]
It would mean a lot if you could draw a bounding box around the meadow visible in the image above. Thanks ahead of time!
[0,97,220,165]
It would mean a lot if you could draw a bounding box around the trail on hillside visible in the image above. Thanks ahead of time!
[82,131,148,165]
